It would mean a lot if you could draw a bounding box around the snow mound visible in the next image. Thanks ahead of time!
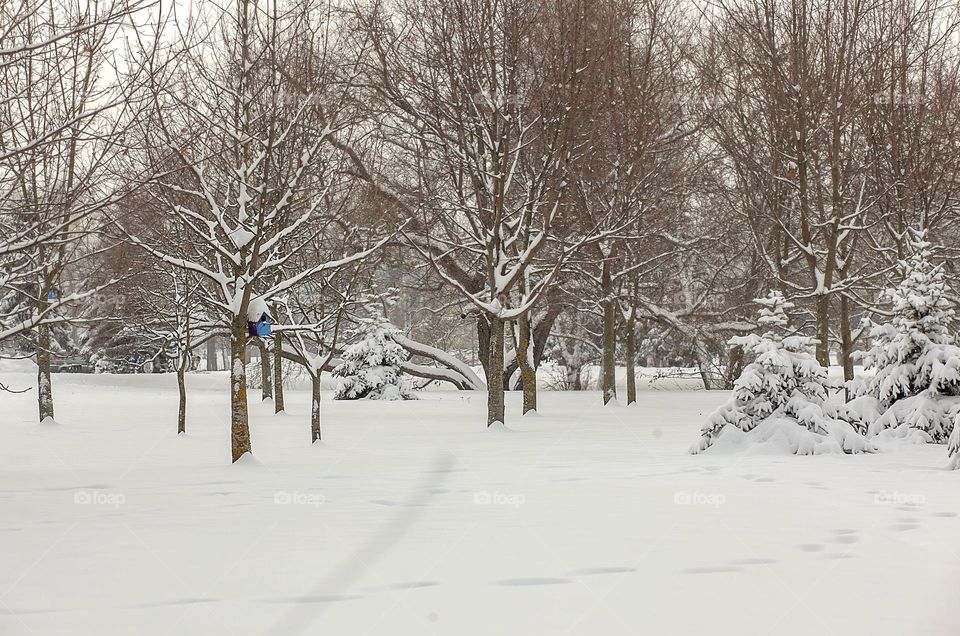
[232,453,266,468]
[695,413,872,456]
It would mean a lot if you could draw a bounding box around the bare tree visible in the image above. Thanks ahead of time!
[0,0,153,419]
[126,0,387,461]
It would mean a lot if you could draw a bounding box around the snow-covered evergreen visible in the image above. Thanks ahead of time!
[693,291,869,455]
[855,234,960,444]
[333,323,415,401]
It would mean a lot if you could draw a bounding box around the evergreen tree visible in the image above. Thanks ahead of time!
[693,291,869,455]
[333,323,415,400]
[857,233,960,443]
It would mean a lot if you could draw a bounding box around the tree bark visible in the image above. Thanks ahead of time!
[273,332,285,413]
[477,315,490,377]
[815,294,831,367]
[206,336,219,371]
[230,317,252,462]
[487,315,505,426]
[504,291,564,387]
[177,314,189,435]
[517,315,537,414]
[257,338,272,401]
[696,343,715,390]
[600,259,617,405]
[625,312,636,406]
[177,353,187,434]
[36,320,54,422]
[723,344,744,390]
[839,293,855,400]
[311,374,322,443]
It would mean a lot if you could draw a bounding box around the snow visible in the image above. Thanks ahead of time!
[246,296,270,323]
[228,226,255,249]
[1,371,959,635]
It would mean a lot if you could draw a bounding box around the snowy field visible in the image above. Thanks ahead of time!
[1,372,959,635]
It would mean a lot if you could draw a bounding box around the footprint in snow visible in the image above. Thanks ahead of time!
[890,522,922,532]
[571,567,636,576]
[496,577,569,586]
[828,529,859,544]
[798,544,825,553]
[265,594,361,604]
[380,581,439,591]
[932,511,957,518]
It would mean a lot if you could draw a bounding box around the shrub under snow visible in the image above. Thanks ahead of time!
[693,291,870,455]
[333,324,415,401]
[854,235,960,445]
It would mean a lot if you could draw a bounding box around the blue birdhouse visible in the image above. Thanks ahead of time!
[248,312,273,338]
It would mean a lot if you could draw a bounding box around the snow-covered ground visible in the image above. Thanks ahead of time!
[1,371,958,635]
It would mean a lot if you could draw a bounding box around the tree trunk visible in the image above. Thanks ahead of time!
[625,313,637,406]
[695,343,715,390]
[177,314,189,434]
[311,374,322,443]
[230,317,252,462]
[839,293,855,400]
[572,362,583,391]
[177,352,187,434]
[477,315,491,377]
[257,339,272,401]
[517,315,537,414]
[600,260,617,405]
[206,336,219,371]
[502,293,563,388]
[273,332,285,413]
[487,315,505,426]
[36,321,54,422]
[723,344,744,390]
[815,294,831,367]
